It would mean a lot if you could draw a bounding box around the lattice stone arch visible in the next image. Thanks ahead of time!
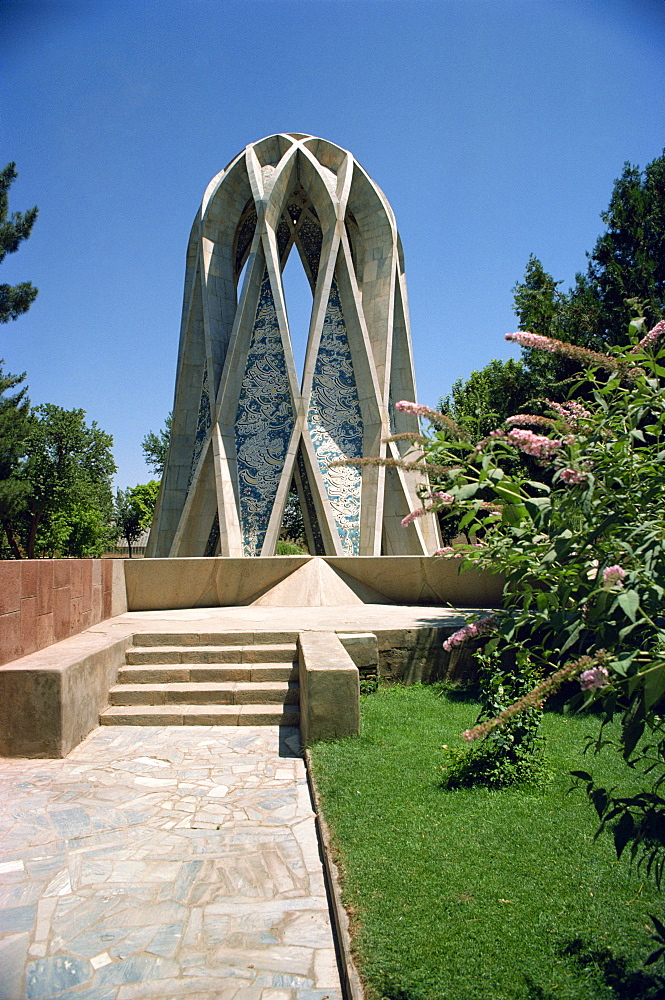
[147,133,440,558]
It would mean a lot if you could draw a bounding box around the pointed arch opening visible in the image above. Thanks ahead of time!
[281,247,313,387]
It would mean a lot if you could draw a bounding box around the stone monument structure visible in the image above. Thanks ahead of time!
[147,133,440,558]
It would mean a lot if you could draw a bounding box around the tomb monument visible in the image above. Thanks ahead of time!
[147,134,440,558]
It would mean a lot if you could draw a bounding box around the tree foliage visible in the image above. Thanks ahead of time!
[141,412,171,476]
[114,480,159,557]
[0,162,38,323]
[1,403,117,558]
[445,150,665,442]
[440,357,545,440]
[512,149,665,386]
[0,363,31,557]
[394,317,665,904]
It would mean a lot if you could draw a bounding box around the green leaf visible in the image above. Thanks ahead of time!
[501,503,526,526]
[455,483,480,501]
[643,664,665,711]
[617,590,640,622]
[493,481,524,504]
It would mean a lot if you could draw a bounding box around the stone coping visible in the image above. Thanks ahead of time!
[305,748,365,1000]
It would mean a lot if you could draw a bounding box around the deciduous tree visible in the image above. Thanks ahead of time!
[141,413,171,477]
[11,405,117,558]
[114,480,159,557]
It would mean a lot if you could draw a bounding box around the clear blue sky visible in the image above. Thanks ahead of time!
[3,0,664,489]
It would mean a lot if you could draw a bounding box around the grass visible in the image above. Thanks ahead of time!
[308,685,664,1000]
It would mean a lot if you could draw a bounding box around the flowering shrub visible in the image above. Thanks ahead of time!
[392,317,665,871]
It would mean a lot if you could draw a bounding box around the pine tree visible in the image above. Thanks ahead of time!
[0,163,38,323]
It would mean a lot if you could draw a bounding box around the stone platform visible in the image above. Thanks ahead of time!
[0,725,342,1000]
[0,604,474,758]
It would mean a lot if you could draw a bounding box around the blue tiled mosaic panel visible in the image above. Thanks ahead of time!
[296,446,325,556]
[297,212,322,289]
[234,270,295,556]
[189,363,211,487]
[307,278,363,555]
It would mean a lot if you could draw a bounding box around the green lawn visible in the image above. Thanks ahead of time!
[308,685,664,1000]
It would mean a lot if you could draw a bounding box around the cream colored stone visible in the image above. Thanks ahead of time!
[148,133,440,559]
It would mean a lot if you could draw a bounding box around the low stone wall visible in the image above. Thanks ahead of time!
[0,559,127,666]
[0,632,131,757]
[338,628,477,687]
[298,632,360,745]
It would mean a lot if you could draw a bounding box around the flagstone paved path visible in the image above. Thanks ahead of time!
[0,726,343,1000]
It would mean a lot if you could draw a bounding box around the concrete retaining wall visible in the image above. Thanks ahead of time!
[124,555,503,611]
[0,559,127,666]
[0,632,131,757]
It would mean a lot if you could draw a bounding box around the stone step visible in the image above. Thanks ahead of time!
[125,644,297,665]
[109,681,299,706]
[133,632,299,647]
[99,704,300,726]
[117,663,299,684]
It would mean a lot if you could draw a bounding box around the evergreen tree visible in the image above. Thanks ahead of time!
[513,149,665,370]
[0,163,38,323]
[448,150,665,434]
[0,363,31,557]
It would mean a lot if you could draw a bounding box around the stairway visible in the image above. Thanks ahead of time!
[100,632,300,727]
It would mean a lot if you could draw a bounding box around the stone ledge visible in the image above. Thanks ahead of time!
[298,632,360,745]
[0,632,131,757]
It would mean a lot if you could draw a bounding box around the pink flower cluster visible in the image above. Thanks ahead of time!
[430,491,454,504]
[546,399,591,429]
[505,414,554,429]
[507,428,562,461]
[560,467,588,485]
[395,400,442,422]
[579,665,610,691]
[630,319,665,354]
[505,332,621,372]
[401,507,425,527]
[603,564,627,588]
[443,615,496,653]
[434,546,456,557]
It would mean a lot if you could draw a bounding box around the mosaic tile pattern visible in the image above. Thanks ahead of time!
[188,364,211,488]
[235,271,295,556]
[234,203,257,279]
[276,216,292,264]
[0,726,342,1000]
[307,279,363,556]
[296,448,325,557]
[296,215,322,290]
[203,512,220,557]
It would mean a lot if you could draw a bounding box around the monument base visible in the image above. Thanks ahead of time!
[125,555,502,611]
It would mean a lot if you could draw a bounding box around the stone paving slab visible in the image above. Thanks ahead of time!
[88,604,466,639]
[0,726,343,1000]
